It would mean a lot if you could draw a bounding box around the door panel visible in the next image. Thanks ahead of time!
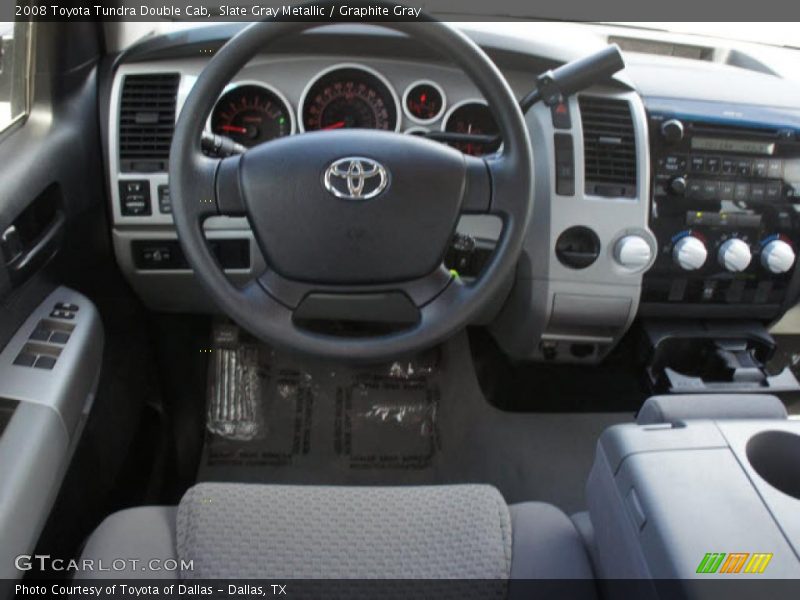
[0,22,105,349]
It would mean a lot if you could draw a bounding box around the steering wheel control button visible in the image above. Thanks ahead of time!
[718,238,752,272]
[673,235,707,271]
[761,239,796,274]
[556,226,601,269]
[614,235,652,270]
[323,157,389,200]
[119,180,151,216]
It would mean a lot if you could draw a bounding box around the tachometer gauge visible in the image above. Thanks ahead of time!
[210,84,294,147]
[442,100,501,157]
[403,80,446,123]
[301,65,399,132]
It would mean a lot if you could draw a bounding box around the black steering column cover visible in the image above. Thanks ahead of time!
[169,20,534,361]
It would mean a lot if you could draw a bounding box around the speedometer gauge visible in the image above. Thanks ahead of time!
[210,83,294,147]
[300,65,399,132]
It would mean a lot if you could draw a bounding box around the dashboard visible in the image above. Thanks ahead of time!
[103,22,800,364]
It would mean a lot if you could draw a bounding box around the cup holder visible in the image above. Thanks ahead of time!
[746,430,800,500]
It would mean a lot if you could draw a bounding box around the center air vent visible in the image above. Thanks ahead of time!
[579,96,637,198]
[119,73,180,172]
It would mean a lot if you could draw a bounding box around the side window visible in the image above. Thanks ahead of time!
[0,20,32,133]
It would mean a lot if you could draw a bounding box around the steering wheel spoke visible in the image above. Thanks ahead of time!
[215,155,246,216]
[461,155,492,214]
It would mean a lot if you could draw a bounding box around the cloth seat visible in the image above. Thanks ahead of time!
[78,483,595,596]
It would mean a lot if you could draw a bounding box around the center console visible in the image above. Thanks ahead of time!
[642,98,800,319]
[587,414,800,593]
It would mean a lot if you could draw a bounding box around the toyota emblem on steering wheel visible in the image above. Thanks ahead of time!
[323,157,389,200]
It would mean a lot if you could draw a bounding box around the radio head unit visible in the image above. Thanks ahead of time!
[642,99,800,318]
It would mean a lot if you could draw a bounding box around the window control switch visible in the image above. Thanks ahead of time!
[34,355,57,370]
[49,331,70,344]
[13,353,37,367]
[30,328,52,341]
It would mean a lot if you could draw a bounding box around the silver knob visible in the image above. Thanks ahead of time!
[661,119,684,143]
[718,238,752,272]
[673,235,707,271]
[761,239,795,274]
[614,235,652,270]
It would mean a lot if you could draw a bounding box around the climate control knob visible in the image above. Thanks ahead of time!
[761,239,796,274]
[614,235,652,270]
[718,238,752,272]
[673,235,707,271]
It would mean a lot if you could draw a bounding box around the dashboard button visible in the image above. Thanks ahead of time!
[768,160,783,179]
[753,159,769,178]
[662,155,686,174]
[722,159,736,174]
[737,160,752,177]
[705,157,721,173]
[687,180,703,199]
[689,155,705,172]
[734,183,750,201]
[719,181,735,200]
[750,184,766,201]
[701,180,719,200]
[766,183,782,200]
[550,101,571,129]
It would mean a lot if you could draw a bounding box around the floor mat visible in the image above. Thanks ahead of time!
[199,324,630,513]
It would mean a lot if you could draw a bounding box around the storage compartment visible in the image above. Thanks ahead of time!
[642,319,800,393]
[747,431,800,500]
[586,419,800,588]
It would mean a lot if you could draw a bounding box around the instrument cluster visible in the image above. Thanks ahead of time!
[208,63,500,156]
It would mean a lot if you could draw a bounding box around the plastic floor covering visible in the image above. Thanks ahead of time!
[199,325,630,514]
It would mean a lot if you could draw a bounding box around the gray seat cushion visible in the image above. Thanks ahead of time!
[79,483,595,592]
[178,483,512,579]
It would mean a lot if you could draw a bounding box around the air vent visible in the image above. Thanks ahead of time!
[119,73,180,172]
[579,96,637,198]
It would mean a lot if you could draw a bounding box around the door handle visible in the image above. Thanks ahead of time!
[3,210,65,284]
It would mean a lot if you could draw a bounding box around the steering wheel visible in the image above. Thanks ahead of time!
[170,20,533,362]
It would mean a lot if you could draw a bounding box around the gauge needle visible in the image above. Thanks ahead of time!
[219,125,247,133]
[322,121,346,130]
